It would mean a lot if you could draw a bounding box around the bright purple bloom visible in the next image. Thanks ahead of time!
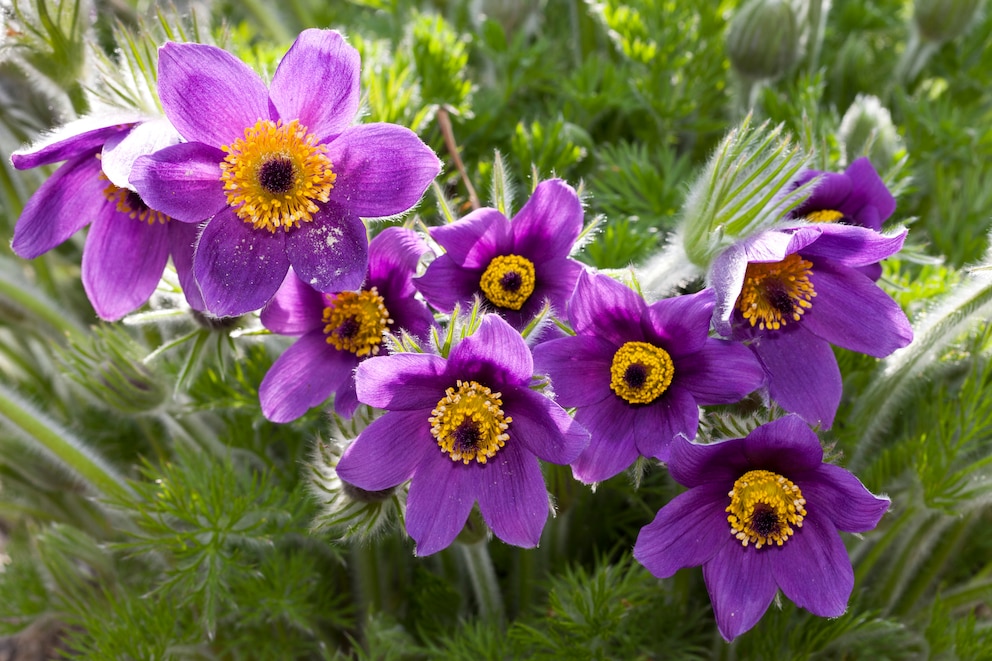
[10,113,204,319]
[634,415,890,641]
[709,223,913,429]
[416,179,585,333]
[130,29,441,317]
[258,227,434,422]
[791,157,897,280]
[336,314,590,555]
[533,271,764,483]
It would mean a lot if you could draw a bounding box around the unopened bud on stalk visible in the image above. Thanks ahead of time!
[838,95,903,170]
[726,0,801,82]
[914,0,984,44]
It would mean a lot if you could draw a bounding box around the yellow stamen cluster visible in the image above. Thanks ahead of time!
[103,182,169,225]
[429,380,512,464]
[220,118,336,232]
[609,341,674,405]
[737,254,816,331]
[805,209,845,223]
[322,287,392,357]
[479,254,537,310]
[726,469,807,549]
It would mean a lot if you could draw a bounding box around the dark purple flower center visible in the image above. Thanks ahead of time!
[623,363,648,389]
[258,157,296,194]
[748,503,781,537]
[453,419,482,453]
[764,283,797,318]
[500,270,523,293]
[335,316,361,339]
[125,190,150,212]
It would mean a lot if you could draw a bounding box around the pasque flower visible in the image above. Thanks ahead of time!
[130,29,441,317]
[533,271,764,483]
[634,415,890,641]
[10,113,204,319]
[415,178,585,333]
[709,223,913,429]
[258,227,434,422]
[336,314,590,555]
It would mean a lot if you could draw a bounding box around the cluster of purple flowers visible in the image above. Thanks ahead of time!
[9,27,912,642]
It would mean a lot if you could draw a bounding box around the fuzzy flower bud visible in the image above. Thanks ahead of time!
[838,94,903,170]
[914,0,985,44]
[726,0,801,82]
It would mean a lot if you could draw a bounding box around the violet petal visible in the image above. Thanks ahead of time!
[130,143,228,223]
[337,409,431,490]
[703,543,777,641]
[800,463,890,533]
[259,330,355,423]
[284,202,368,294]
[510,179,584,262]
[477,442,548,548]
[505,386,589,465]
[406,453,476,556]
[772,512,853,618]
[260,270,326,335]
[355,353,449,410]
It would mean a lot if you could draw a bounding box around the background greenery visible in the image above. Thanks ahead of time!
[1,0,991,658]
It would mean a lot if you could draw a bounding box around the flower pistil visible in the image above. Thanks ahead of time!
[805,209,845,223]
[322,287,392,357]
[737,254,816,330]
[726,469,807,548]
[430,380,512,464]
[609,341,674,405]
[479,254,536,310]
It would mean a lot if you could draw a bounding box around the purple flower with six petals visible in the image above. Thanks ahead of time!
[258,226,434,422]
[634,415,890,641]
[131,29,441,317]
[416,179,585,333]
[336,314,590,555]
[709,223,913,429]
[533,271,765,483]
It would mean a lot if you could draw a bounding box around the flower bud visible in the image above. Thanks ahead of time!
[914,0,984,44]
[838,95,903,170]
[726,0,801,82]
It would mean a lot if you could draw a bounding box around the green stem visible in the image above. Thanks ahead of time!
[0,261,87,343]
[0,384,132,501]
[457,539,505,623]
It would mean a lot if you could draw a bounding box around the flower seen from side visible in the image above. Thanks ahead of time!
[415,178,586,334]
[258,227,434,422]
[533,271,765,483]
[709,223,913,429]
[633,415,890,641]
[335,314,590,555]
[10,113,205,320]
[130,29,441,317]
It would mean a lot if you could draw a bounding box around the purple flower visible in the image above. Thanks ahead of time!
[416,179,585,333]
[130,29,441,317]
[10,114,204,319]
[533,271,764,483]
[709,223,913,429]
[258,227,434,422]
[336,314,590,555]
[791,157,897,280]
[633,415,890,641]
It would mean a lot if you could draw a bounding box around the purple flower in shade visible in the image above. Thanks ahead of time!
[335,314,590,555]
[415,179,585,333]
[532,271,765,483]
[709,223,913,429]
[258,226,435,422]
[633,415,890,641]
[791,157,897,280]
[10,113,205,319]
[130,29,441,318]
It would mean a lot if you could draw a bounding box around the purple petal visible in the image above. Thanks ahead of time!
[800,224,906,267]
[193,208,290,316]
[709,242,750,336]
[11,112,141,169]
[634,484,731,577]
[369,227,434,338]
[532,335,614,407]
[567,270,644,345]
[510,179,584,262]
[12,153,104,258]
[428,208,512,268]
[772,512,853,618]
[130,143,228,223]
[355,353,449,410]
[81,209,170,320]
[668,435,744,489]
[100,118,182,189]
[415,255,482,314]
[741,415,825,473]
[505,387,589,464]
[794,171,851,219]
[643,289,715,356]
[752,327,841,429]
[333,380,361,418]
[157,41,271,147]
[260,270,326,335]
[447,315,533,387]
[269,29,360,142]
[675,339,765,405]
[284,202,368,294]
[326,123,441,218]
[477,442,549,548]
[259,330,355,423]
[841,157,896,228]
[631,386,701,461]
[571,399,643,483]
[337,409,431,490]
[406,453,477,556]
[800,464,890,533]
[703,543,777,641]
[168,221,205,311]
[529,257,586,317]
[804,261,912,357]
